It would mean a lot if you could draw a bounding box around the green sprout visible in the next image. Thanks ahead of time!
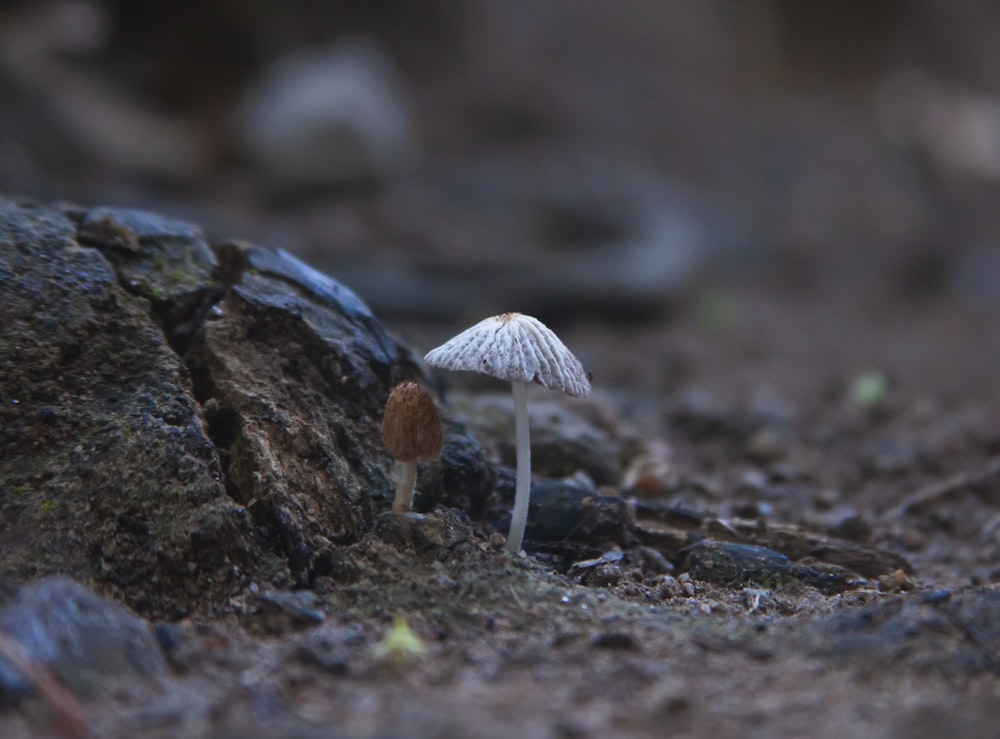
[849,370,889,409]
[372,615,427,665]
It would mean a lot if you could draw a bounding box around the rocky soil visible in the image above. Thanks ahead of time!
[1,195,999,739]
[2,3,1000,737]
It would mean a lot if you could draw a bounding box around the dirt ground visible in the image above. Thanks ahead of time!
[2,2,1000,738]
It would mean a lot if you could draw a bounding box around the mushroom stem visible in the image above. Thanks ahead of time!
[506,379,531,553]
[392,460,418,513]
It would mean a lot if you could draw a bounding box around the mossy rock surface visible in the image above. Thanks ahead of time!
[0,197,489,617]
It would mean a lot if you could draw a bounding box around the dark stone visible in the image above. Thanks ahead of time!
[418,418,496,518]
[0,197,259,617]
[0,196,491,614]
[684,541,790,586]
[76,206,223,354]
[591,632,639,650]
[293,631,356,676]
[520,481,628,546]
[771,532,914,578]
[0,577,164,706]
[682,540,854,593]
[187,249,432,585]
[294,643,349,677]
[78,206,207,254]
[0,652,30,709]
[246,247,381,327]
[242,590,326,635]
[373,508,475,553]
[452,393,623,486]
[524,401,623,486]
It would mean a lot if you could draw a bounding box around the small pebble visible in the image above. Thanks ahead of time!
[591,632,639,650]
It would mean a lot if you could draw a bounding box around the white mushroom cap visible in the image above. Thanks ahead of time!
[424,312,591,398]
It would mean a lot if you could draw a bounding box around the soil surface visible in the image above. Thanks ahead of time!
[2,3,1000,738]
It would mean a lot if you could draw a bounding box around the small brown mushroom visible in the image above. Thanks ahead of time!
[382,381,443,513]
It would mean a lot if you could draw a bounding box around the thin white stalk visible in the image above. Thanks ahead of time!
[506,379,531,553]
[392,460,418,513]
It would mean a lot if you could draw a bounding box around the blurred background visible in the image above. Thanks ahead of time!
[3,0,1000,406]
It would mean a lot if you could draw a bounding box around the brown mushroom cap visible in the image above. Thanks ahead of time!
[382,381,443,462]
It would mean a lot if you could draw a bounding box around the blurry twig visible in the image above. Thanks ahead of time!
[883,458,1000,519]
[0,630,95,739]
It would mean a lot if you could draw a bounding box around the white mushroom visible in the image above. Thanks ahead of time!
[424,313,591,553]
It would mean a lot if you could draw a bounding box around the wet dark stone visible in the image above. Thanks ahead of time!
[522,481,628,546]
[684,541,791,586]
[0,195,492,614]
[0,577,165,706]
[682,540,852,592]
[418,418,496,518]
[76,206,222,353]
[246,246,380,326]
[78,206,207,253]
[0,652,30,708]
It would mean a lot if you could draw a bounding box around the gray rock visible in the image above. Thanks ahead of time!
[951,244,1000,308]
[0,197,257,617]
[451,392,623,486]
[77,205,210,256]
[75,204,224,353]
[804,588,1000,674]
[0,577,164,705]
[237,38,418,188]
[0,196,490,615]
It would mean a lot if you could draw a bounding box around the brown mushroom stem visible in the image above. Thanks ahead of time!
[392,460,418,513]
[506,379,532,553]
